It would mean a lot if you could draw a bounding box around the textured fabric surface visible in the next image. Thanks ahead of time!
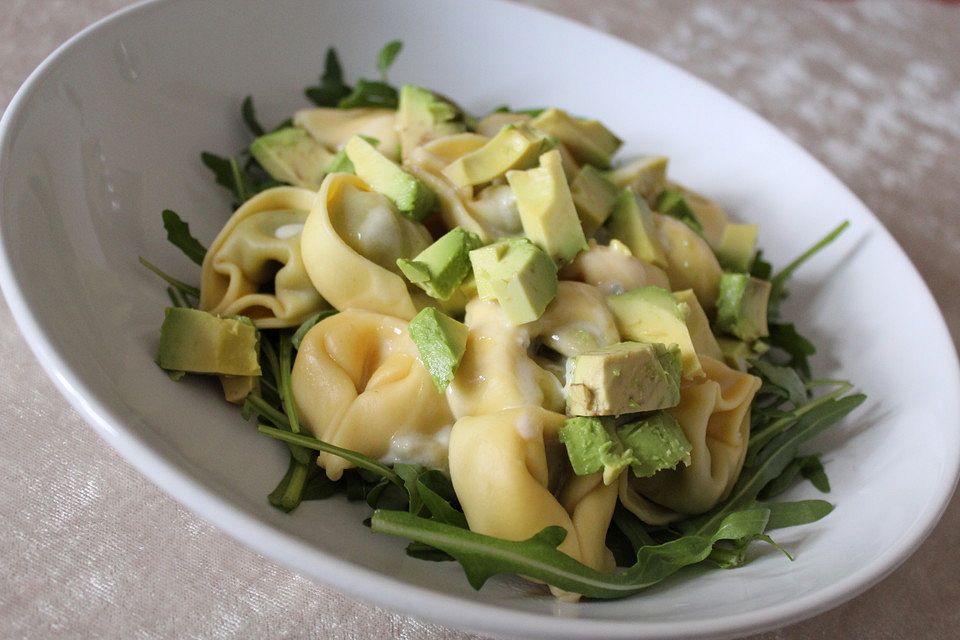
[1,1,958,638]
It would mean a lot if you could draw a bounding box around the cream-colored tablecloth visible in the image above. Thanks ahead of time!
[2,1,958,638]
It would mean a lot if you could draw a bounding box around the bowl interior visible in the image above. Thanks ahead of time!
[1,1,958,638]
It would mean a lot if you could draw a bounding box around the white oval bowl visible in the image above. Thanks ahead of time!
[1,1,958,638]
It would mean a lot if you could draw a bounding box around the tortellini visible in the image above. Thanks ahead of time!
[200,186,327,328]
[291,309,453,480]
[654,213,723,312]
[624,356,761,517]
[447,299,565,418]
[448,406,618,599]
[667,182,730,249]
[448,282,619,418]
[527,281,620,358]
[405,134,522,241]
[300,173,431,320]
[560,239,670,295]
[293,107,400,160]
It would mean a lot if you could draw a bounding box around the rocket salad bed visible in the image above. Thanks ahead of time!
[143,42,864,600]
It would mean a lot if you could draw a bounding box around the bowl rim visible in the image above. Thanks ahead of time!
[1,0,959,638]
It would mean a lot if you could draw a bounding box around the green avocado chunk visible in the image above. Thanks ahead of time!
[715,223,759,273]
[565,341,681,417]
[507,149,588,265]
[529,108,622,168]
[570,164,619,236]
[344,135,437,221]
[656,188,704,235]
[607,286,703,379]
[715,273,772,342]
[408,307,469,391]
[442,123,546,187]
[397,227,483,300]
[717,336,768,372]
[157,308,261,377]
[250,127,334,190]
[559,413,691,485]
[607,188,668,268]
[396,85,466,161]
[608,156,669,203]
[469,237,558,324]
[325,149,354,174]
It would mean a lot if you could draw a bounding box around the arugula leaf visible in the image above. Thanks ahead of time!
[243,393,290,430]
[371,507,771,598]
[201,152,249,203]
[269,454,312,512]
[689,393,864,536]
[762,499,833,530]
[166,286,192,309]
[760,454,829,499]
[305,47,352,107]
[752,360,808,407]
[161,210,207,266]
[258,424,403,487]
[377,40,403,80]
[750,250,773,280]
[767,221,850,318]
[338,79,399,109]
[277,333,311,464]
[767,322,816,378]
[241,95,265,137]
[139,257,200,299]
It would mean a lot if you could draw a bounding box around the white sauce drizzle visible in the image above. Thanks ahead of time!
[274,222,304,239]
[380,426,452,470]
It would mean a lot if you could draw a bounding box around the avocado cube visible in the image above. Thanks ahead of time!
[506,150,587,265]
[530,108,622,168]
[715,273,771,342]
[157,308,261,377]
[570,165,619,236]
[408,307,469,391]
[442,123,545,187]
[608,156,669,202]
[616,412,692,478]
[219,375,258,404]
[607,188,669,268]
[344,135,437,221]
[558,412,691,485]
[397,227,483,300]
[715,223,759,273]
[607,286,704,379]
[469,238,558,324]
[565,341,681,416]
[249,127,333,190]
[397,85,465,161]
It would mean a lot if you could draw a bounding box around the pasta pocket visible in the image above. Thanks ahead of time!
[448,406,619,599]
[447,299,565,418]
[560,240,670,296]
[292,309,453,480]
[200,186,326,328]
[293,107,400,160]
[406,134,523,241]
[301,173,431,320]
[655,214,723,312]
[626,356,761,516]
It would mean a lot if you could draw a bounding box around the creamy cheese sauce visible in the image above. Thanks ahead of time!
[380,426,452,470]
[273,222,304,239]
